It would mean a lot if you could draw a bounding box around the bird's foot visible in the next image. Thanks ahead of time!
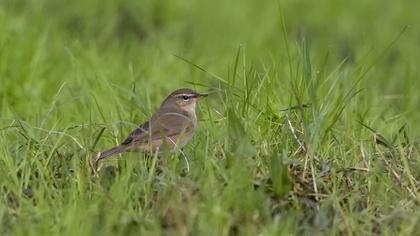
[90,152,101,176]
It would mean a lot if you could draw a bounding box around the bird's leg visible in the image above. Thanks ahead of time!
[179,148,190,173]
[90,152,102,176]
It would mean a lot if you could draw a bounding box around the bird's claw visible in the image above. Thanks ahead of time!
[90,152,101,176]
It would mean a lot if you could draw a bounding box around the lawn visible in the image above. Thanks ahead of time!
[0,0,419,235]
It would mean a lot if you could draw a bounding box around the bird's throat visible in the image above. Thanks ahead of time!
[182,103,197,125]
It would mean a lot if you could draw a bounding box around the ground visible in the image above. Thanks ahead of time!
[0,0,419,235]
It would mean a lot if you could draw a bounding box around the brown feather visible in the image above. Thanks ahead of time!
[94,88,203,167]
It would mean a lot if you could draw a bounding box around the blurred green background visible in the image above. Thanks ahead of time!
[0,0,419,235]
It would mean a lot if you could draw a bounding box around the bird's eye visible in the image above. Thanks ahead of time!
[182,96,189,101]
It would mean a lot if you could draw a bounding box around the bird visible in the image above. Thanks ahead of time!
[93,88,208,170]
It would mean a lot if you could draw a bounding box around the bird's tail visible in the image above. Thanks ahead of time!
[91,146,127,174]
[96,146,126,161]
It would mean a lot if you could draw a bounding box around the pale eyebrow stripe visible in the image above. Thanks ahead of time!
[175,93,196,97]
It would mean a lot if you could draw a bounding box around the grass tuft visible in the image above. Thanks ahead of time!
[1,0,419,235]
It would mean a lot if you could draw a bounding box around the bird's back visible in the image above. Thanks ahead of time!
[121,107,196,152]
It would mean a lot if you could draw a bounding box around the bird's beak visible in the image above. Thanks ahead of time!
[197,90,220,98]
[197,93,209,98]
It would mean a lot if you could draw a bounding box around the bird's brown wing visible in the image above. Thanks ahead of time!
[121,120,150,145]
[121,110,194,146]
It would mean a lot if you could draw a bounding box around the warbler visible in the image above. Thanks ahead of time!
[94,88,207,168]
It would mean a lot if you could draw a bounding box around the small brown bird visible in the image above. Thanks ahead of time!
[93,88,207,168]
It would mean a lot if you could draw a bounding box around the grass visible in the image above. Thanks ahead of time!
[0,0,419,235]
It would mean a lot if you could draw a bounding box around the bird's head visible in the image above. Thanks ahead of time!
[161,88,208,113]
